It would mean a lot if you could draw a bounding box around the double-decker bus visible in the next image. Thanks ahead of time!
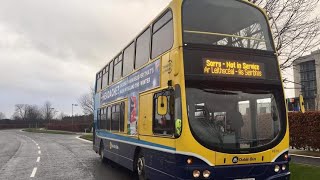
[93,0,290,179]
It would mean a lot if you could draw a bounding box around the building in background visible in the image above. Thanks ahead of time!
[293,50,320,111]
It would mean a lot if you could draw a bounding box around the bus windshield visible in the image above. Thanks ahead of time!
[186,85,283,152]
[182,0,274,51]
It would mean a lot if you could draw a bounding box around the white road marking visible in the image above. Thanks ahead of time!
[38,146,40,149]
[76,136,92,143]
[290,153,320,159]
[36,144,38,146]
[36,157,40,162]
[30,167,37,178]
[38,150,41,154]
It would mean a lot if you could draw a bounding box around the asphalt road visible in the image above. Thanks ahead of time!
[290,155,320,167]
[0,129,135,180]
[1,129,319,180]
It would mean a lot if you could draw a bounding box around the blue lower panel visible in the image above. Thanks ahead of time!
[100,137,136,171]
[143,148,176,180]
[94,131,290,180]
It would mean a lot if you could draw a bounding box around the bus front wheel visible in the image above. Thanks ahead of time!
[136,151,146,180]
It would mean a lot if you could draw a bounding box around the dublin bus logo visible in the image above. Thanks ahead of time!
[232,156,239,163]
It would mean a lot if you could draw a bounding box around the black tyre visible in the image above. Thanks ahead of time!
[136,151,146,180]
[100,142,107,163]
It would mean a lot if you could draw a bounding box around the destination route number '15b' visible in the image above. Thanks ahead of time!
[92,0,290,180]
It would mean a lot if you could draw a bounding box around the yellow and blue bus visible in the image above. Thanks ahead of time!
[93,0,290,179]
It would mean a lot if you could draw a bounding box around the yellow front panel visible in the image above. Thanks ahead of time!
[139,135,175,149]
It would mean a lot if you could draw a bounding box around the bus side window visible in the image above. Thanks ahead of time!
[109,60,114,84]
[153,91,174,135]
[135,27,151,69]
[96,72,102,92]
[101,108,107,129]
[123,42,135,76]
[114,54,123,82]
[111,104,120,131]
[97,108,101,129]
[102,66,109,88]
[120,102,125,132]
[151,10,174,59]
[107,106,111,131]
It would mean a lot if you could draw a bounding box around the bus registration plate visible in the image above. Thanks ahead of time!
[234,178,255,180]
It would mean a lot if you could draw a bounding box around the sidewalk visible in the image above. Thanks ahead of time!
[290,148,320,158]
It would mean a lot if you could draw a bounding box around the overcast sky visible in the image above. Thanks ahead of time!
[0,0,319,118]
[0,0,171,118]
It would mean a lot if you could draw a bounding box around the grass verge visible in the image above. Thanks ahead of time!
[79,133,93,141]
[291,163,320,180]
[22,128,75,135]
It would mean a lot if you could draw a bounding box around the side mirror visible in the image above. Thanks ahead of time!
[157,96,168,116]
[299,94,305,113]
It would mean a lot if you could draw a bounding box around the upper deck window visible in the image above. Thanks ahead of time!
[135,28,151,69]
[113,54,123,81]
[182,0,274,51]
[102,66,109,88]
[96,72,102,92]
[151,10,174,59]
[123,42,135,76]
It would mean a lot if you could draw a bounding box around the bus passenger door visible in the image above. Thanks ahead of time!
[138,93,153,136]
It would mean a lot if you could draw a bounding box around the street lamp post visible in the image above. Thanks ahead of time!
[72,104,78,131]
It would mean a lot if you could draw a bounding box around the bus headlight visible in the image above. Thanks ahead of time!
[282,164,287,171]
[274,165,280,172]
[193,170,200,178]
[203,170,211,178]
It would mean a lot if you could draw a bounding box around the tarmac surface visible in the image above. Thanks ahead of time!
[0,129,134,180]
[290,154,320,167]
[1,129,319,180]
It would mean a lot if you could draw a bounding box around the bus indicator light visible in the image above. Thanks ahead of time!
[187,158,193,164]
[282,164,287,171]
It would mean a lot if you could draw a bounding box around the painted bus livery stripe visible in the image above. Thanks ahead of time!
[96,131,176,151]
[96,130,214,166]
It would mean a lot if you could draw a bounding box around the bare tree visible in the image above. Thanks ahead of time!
[41,101,56,122]
[25,105,42,121]
[13,104,42,121]
[14,104,27,120]
[248,0,320,70]
[0,112,5,120]
[78,87,94,115]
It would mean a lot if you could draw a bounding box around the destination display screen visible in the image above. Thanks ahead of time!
[203,58,265,79]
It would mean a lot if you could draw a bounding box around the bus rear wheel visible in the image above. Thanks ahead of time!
[136,152,146,180]
[100,142,106,163]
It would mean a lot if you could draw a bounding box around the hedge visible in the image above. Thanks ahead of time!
[289,112,320,150]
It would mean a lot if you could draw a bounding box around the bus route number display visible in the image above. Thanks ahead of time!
[203,58,265,79]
